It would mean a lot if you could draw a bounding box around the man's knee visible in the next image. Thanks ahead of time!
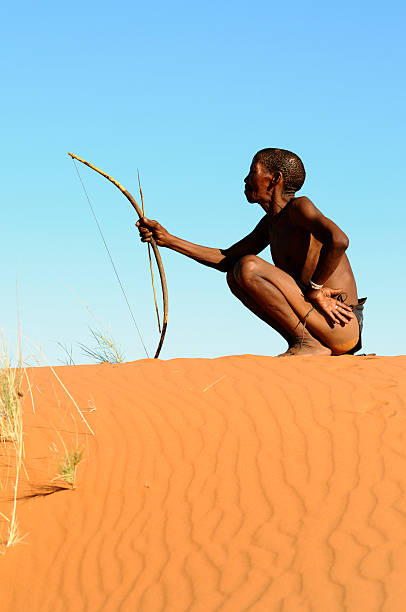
[233,254,261,286]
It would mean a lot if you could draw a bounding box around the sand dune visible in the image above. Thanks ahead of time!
[1,354,406,611]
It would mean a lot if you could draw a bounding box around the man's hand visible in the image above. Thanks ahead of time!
[136,218,171,247]
[306,287,354,326]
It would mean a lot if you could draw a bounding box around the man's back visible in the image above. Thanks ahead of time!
[267,196,358,306]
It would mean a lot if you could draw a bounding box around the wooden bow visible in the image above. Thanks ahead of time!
[68,152,168,359]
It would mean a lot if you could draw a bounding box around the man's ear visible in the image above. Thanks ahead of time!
[267,171,282,191]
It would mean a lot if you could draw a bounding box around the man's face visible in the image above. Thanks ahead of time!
[244,160,272,204]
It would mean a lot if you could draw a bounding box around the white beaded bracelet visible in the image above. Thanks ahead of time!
[309,279,324,290]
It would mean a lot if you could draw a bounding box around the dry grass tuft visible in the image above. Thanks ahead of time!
[0,348,23,443]
[0,341,26,551]
[79,327,125,364]
[57,445,84,489]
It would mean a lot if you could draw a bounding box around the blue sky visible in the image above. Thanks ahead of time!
[1,0,405,364]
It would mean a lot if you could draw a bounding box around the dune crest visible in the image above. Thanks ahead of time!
[1,354,406,611]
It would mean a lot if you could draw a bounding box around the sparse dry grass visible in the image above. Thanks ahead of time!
[56,342,76,366]
[56,443,84,489]
[0,341,26,552]
[0,348,23,443]
[0,336,94,555]
[79,327,125,364]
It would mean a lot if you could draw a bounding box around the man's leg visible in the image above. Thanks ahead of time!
[227,270,299,349]
[228,255,359,356]
[227,261,330,356]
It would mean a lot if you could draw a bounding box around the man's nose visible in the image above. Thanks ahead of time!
[244,175,248,184]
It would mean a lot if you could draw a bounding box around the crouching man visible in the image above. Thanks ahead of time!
[137,148,366,356]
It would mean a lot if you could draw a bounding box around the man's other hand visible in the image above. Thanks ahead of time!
[306,287,354,326]
[136,218,170,247]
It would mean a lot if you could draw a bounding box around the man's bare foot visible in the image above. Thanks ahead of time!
[277,339,332,357]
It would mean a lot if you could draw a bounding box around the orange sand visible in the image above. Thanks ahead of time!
[1,354,406,611]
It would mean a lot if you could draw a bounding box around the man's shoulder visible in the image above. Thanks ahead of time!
[289,196,317,218]
[291,195,314,209]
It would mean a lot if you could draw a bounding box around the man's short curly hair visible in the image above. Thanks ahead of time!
[254,148,306,194]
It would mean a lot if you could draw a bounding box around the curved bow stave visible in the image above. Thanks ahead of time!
[68,152,168,359]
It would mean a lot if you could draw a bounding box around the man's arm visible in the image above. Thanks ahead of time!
[290,197,354,324]
[136,215,270,272]
[290,197,349,285]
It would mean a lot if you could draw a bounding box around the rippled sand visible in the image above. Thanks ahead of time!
[1,354,405,611]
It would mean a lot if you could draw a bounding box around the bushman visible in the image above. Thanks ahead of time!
[136,148,366,356]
